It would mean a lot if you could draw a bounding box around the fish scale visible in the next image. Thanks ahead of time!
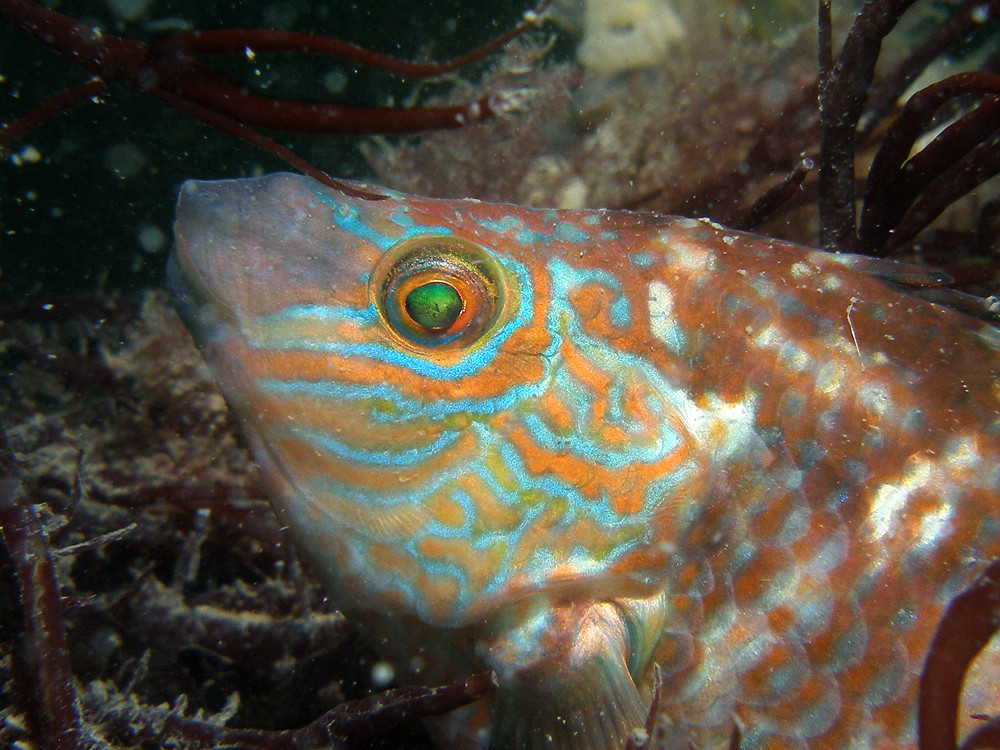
[168,172,1000,750]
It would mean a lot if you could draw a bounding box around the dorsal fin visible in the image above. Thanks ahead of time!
[889,286,1000,326]
[817,252,953,287]
[815,251,1000,326]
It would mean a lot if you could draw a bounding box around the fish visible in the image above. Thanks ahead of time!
[167,171,1000,750]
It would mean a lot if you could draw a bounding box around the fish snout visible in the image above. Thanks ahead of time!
[170,173,381,324]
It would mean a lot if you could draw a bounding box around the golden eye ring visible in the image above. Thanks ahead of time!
[372,236,505,349]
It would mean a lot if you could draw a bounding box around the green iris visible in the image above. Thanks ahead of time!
[404,281,463,331]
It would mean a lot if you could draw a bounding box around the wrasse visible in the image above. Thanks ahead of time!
[168,172,1000,750]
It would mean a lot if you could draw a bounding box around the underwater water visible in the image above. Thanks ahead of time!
[3,1,1000,749]
[0,0,530,299]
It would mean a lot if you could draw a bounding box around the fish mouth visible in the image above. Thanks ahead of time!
[168,173,388,324]
[168,174,314,340]
[167,178,251,341]
[166,246,215,337]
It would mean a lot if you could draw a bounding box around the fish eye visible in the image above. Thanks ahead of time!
[372,236,505,348]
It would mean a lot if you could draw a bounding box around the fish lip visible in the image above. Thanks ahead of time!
[165,248,199,327]
[167,178,253,337]
[166,232,237,344]
[167,180,215,312]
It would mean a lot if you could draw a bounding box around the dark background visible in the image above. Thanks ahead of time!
[0,0,532,299]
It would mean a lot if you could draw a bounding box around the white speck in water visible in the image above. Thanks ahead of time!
[103,142,147,179]
[141,17,194,33]
[371,661,395,688]
[10,145,42,166]
[323,68,348,95]
[106,0,154,21]
[137,224,167,254]
[628,728,650,746]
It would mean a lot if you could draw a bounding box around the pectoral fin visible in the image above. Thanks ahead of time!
[482,600,646,750]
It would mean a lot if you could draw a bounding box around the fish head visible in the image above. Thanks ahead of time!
[169,172,709,745]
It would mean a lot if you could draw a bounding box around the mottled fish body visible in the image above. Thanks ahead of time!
[169,173,1000,750]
